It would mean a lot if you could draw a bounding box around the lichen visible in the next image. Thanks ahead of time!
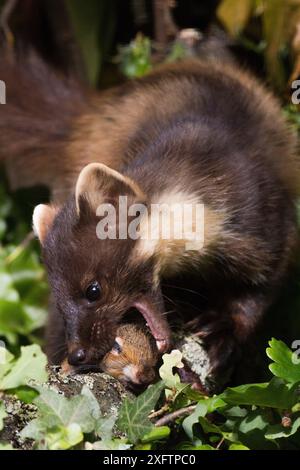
[0,368,132,449]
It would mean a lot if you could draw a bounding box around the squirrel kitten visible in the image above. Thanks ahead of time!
[101,324,158,386]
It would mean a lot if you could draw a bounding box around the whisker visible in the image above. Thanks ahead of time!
[53,346,67,356]
[162,293,178,308]
[163,283,207,299]
[161,309,176,317]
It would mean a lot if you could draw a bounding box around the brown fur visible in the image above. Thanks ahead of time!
[1,53,299,379]
[2,55,298,201]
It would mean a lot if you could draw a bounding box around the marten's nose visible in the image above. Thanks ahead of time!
[68,347,86,366]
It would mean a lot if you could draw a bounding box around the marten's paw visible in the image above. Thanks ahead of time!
[176,360,209,394]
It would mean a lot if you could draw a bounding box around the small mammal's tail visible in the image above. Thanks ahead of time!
[0,51,88,199]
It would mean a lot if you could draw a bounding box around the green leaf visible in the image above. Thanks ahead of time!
[262,0,289,92]
[80,385,117,440]
[34,386,97,433]
[117,381,164,444]
[159,350,184,390]
[0,401,6,431]
[8,386,39,403]
[0,346,14,381]
[22,419,83,450]
[65,0,116,85]
[266,416,300,440]
[217,0,254,36]
[0,271,19,302]
[21,385,102,449]
[118,34,152,79]
[0,443,14,450]
[95,415,116,441]
[183,397,226,440]
[80,385,102,421]
[0,345,48,390]
[229,443,249,450]
[266,338,300,384]
[194,444,216,450]
[221,378,298,409]
[141,426,170,443]
[232,409,277,450]
[86,439,131,451]
[0,219,6,241]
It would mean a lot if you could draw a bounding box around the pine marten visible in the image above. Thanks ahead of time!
[0,53,299,382]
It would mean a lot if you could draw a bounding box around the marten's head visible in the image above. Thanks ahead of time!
[33,163,171,368]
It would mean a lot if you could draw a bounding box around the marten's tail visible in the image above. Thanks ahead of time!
[0,51,88,199]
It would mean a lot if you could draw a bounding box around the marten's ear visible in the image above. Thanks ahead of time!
[75,163,144,215]
[32,204,58,244]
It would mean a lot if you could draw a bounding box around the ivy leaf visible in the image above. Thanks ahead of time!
[0,345,48,390]
[80,385,117,439]
[22,419,83,450]
[117,381,164,444]
[21,385,100,449]
[159,350,184,390]
[0,443,14,450]
[0,346,14,381]
[80,385,101,420]
[34,386,97,433]
[0,401,7,431]
[86,439,131,451]
[266,338,300,384]
[94,415,116,441]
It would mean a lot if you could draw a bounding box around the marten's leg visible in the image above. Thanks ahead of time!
[193,292,271,378]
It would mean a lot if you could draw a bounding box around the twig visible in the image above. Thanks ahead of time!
[154,405,196,427]
[149,403,169,420]
[5,231,35,265]
[216,436,225,450]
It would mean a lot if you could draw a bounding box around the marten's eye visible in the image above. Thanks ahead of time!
[85,281,101,302]
[112,341,122,354]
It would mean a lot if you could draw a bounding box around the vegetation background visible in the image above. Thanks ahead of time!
[0,0,300,451]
